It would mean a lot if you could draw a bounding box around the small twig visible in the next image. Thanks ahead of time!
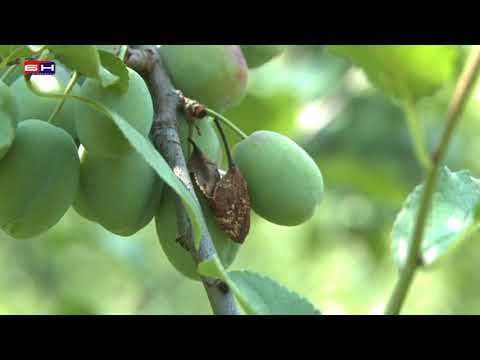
[126,45,241,315]
[385,45,480,315]
[48,71,79,124]
[206,108,248,140]
[213,117,235,168]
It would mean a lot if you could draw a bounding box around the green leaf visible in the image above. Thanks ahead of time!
[106,110,203,250]
[229,271,321,315]
[197,257,321,315]
[97,50,129,92]
[197,255,225,278]
[95,45,121,56]
[98,67,119,88]
[328,45,460,103]
[392,167,480,268]
[48,45,101,78]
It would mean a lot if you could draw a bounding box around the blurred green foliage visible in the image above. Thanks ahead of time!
[2,45,480,314]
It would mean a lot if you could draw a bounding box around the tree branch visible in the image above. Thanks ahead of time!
[384,45,480,315]
[125,45,241,315]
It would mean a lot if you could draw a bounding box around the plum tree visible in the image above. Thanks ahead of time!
[11,63,80,138]
[155,188,239,281]
[240,45,287,69]
[0,120,80,239]
[74,148,163,237]
[75,67,154,158]
[0,80,18,159]
[160,45,248,112]
[233,130,324,226]
[178,116,223,164]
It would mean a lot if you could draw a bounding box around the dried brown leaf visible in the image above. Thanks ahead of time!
[211,166,251,243]
[187,141,221,199]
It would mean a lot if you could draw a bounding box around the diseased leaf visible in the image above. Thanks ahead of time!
[188,141,221,199]
[211,166,251,243]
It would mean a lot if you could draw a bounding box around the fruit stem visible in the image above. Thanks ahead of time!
[384,45,480,315]
[404,100,432,173]
[48,71,79,124]
[213,117,235,169]
[206,109,248,140]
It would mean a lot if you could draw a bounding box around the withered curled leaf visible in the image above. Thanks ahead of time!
[187,141,251,244]
[211,165,251,244]
[187,140,220,199]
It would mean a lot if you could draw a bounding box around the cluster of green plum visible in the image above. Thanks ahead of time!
[0,63,158,240]
[0,45,324,282]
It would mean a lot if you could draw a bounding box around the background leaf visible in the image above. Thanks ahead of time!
[48,45,101,78]
[328,45,460,103]
[392,167,480,268]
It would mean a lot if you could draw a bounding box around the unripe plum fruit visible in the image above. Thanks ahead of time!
[240,45,287,68]
[155,188,240,281]
[178,116,222,164]
[0,80,18,159]
[11,63,80,139]
[74,147,163,237]
[0,120,80,239]
[160,45,248,112]
[233,131,324,226]
[75,68,153,158]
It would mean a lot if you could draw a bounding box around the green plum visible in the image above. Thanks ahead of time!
[11,63,80,138]
[0,120,80,239]
[155,188,239,281]
[233,130,324,226]
[75,67,154,158]
[160,45,248,112]
[74,147,163,236]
